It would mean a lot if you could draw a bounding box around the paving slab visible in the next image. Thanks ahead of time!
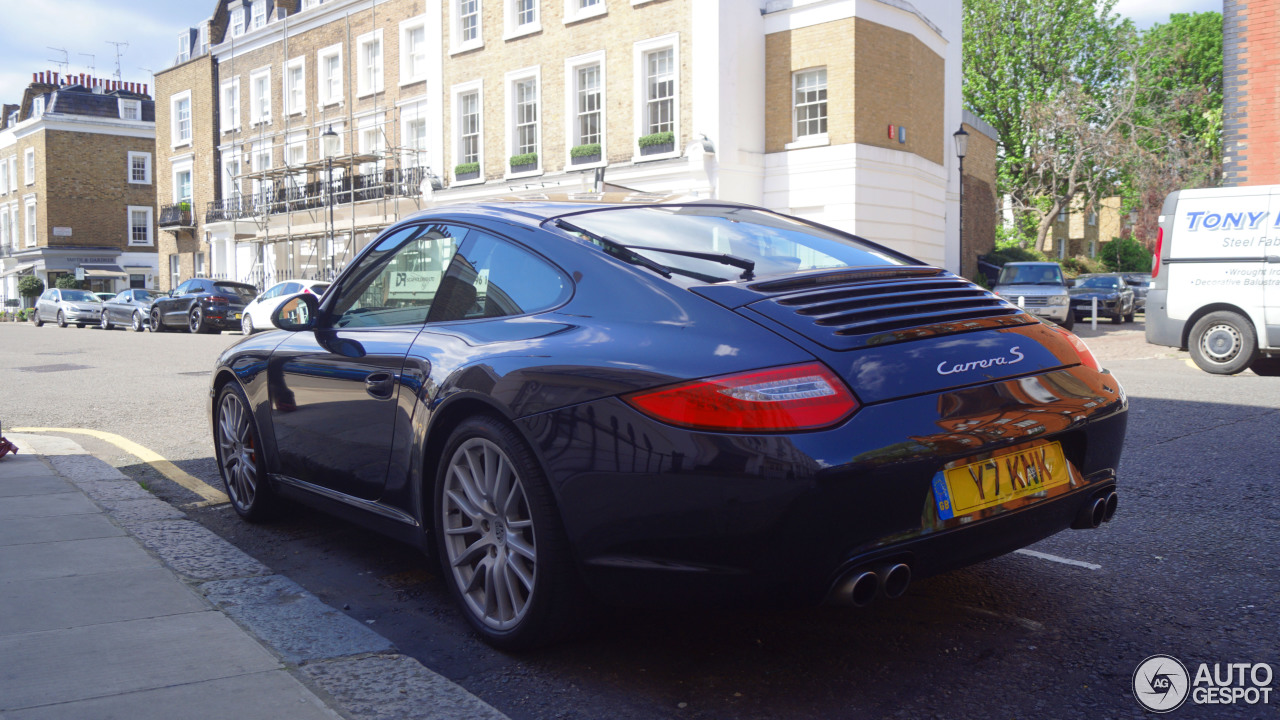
[74,478,154,503]
[47,453,129,481]
[0,611,281,711]
[0,491,98,519]
[129,519,272,581]
[0,454,55,480]
[0,513,123,547]
[202,574,395,664]
[5,670,342,720]
[303,654,511,720]
[99,496,188,524]
[0,566,209,637]
[0,474,77,497]
[0,536,157,583]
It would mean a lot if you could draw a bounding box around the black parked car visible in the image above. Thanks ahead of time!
[100,288,165,332]
[1120,273,1151,312]
[210,197,1128,649]
[1070,274,1136,324]
[151,278,258,333]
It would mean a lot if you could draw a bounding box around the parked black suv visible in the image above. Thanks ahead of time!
[150,278,258,333]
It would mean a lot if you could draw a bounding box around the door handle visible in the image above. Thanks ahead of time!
[364,372,396,400]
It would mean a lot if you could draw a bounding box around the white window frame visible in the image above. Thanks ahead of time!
[198,21,210,55]
[128,151,152,184]
[505,0,542,40]
[400,100,429,169]
[230,7,246,37]
[451,0,484,55]
[286,132,308,190]
[170,90,193,148]
[0,161,7,195]
[564,0,606,24]
[172,161,194,204]
[317,44,343,107]
[250,66,272,126]
[221,149,242,200]
[0,208,9,250]
[786,67,828,150]
[127,206,154,247]
[7,158,15,193]
[118,98,142,120]
[251,0,266,29]
[169,255,180,289]
[452,79,484,185]
[400,16,429,86]
[24,195,37,247]
[563,51,606,170]
[356,30,385,97]
[23,148,35,185]
[177,32,191,63]
[285,57,306,115]
[504,66,542,179]
[632,34,680,162]
[358,113,386,176]
[250,139,272,204]
[221,78,241,132]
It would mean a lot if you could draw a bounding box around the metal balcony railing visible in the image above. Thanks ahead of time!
[158,203,194,228]
[205,167,430,224]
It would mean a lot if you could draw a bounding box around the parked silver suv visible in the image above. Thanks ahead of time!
[992,261,1073,330]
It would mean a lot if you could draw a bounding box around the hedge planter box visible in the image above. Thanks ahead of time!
[571,153,601,165]
[455,170,480,182]
[510,163,539,174]
[640,142,674,156]
[509,154,539,174]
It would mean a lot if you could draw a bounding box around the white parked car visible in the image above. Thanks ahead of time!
[31,288,103,328]
[240,280,330,334]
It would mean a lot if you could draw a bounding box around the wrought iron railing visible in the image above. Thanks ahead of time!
[158,203,194,228]
[205,167,430,224]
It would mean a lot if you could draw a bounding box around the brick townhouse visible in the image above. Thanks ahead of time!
[0,73,159,308]
[156,0,992,291]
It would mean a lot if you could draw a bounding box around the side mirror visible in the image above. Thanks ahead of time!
[272,292,319,332]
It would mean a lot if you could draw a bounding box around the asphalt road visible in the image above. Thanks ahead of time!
[1,318,1276,719]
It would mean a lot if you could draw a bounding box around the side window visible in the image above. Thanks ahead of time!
[174,280,194,295]
[283,282,301,295]
[328,223,466,328]
[262,284,282,300]
[428,231,570,323]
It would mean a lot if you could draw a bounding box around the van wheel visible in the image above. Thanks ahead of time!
[1189,311,1257,375]
[1249,357,1280,376]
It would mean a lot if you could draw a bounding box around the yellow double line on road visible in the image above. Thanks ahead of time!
[12,427,230,505]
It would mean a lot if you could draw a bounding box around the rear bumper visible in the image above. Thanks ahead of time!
[520,366,1127,608]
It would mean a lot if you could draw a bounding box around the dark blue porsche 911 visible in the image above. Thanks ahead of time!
[210,196,1127,649]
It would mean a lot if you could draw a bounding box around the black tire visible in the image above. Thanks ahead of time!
[189,306,205,334]
[213,383,278,522]
[1110,310,1123,325]
[32,311,43,327]
[1124,310,1135,323]
[132,311,146,332]
[150,307,166,332]
[1249,356,1280,377]
[100,312,113,330]
[1059,313,1074,331]
[57,310,67,328]
[242,313,255,335]
[1188,311,1258,375]
[435,415,587,650]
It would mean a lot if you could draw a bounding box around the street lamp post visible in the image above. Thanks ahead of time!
[322,125,338,279]
[953,126,969,271]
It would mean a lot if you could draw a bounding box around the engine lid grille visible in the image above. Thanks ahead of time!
[745,272,1029,350]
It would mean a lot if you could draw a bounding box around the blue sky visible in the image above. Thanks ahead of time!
[0,0,1226,105]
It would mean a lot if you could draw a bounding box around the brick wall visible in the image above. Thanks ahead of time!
[960,121,996,281]
[156,54,218,291]
[442,0,692,181]
[42,131,157,250]
[1223,0,1280,186]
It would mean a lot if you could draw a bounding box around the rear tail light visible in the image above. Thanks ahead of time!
[1151,227,1163,278]
[208,296,230,304]
[1051,325,1101,371]
[623,362,859,432]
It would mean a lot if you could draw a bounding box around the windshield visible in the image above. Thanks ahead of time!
[1077,277,1121,289]
[560,205,909,282]
[215,283,259,302]
[997,265,1063,286]
[61,290,99,302]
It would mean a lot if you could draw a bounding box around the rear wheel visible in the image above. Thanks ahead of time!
[189,306,205,334]
[132,311,145,332]
[150,307,166,332]
[100,312,113,330]
[1189,311,1257,375]
[32,311,43,327]
[435,416,586,650]
[214,383,277,521]
[242,314,255,335]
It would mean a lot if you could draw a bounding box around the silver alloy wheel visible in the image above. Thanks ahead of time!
[441,437,538,631]
[242,313,254,334]
[217,392,259,511]
[1199,322,1242,364]
[132,311,144,331]
[100,312,111,330]
[190,307,202,333]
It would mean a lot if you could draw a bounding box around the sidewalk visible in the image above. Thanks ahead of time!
[0,433,510,720]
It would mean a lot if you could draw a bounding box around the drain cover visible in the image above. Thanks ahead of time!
[16,364,93,373]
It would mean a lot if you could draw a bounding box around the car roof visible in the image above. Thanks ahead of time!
[397,193,752,229]
[1003,261,1060,266]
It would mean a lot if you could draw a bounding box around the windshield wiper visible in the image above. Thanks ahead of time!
[554,220,672,279]
[619,246,755,281]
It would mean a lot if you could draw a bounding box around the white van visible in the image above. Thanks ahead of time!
[1146,185,1280,375]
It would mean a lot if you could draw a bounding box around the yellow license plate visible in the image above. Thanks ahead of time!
[233,313,242,320]
[933,441,1070,520]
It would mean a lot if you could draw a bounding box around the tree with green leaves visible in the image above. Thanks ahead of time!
[964,0,1138,250]
[17,275,43,298]
[54,275,82,290]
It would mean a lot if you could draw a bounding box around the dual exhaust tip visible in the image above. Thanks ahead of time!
[834,563,911,608]
[1073,490,1118,529]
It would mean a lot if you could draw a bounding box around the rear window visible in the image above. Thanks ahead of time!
[215,283,259,302]
[561,205,908,282]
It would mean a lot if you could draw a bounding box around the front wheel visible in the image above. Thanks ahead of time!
[214,383,278,521]
[1058,313,1074,331]
[1189,311,1258,375]
[57,310,67,328]
[132,311,146,332]
[435,416,586,650]
[150,307,166,332]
